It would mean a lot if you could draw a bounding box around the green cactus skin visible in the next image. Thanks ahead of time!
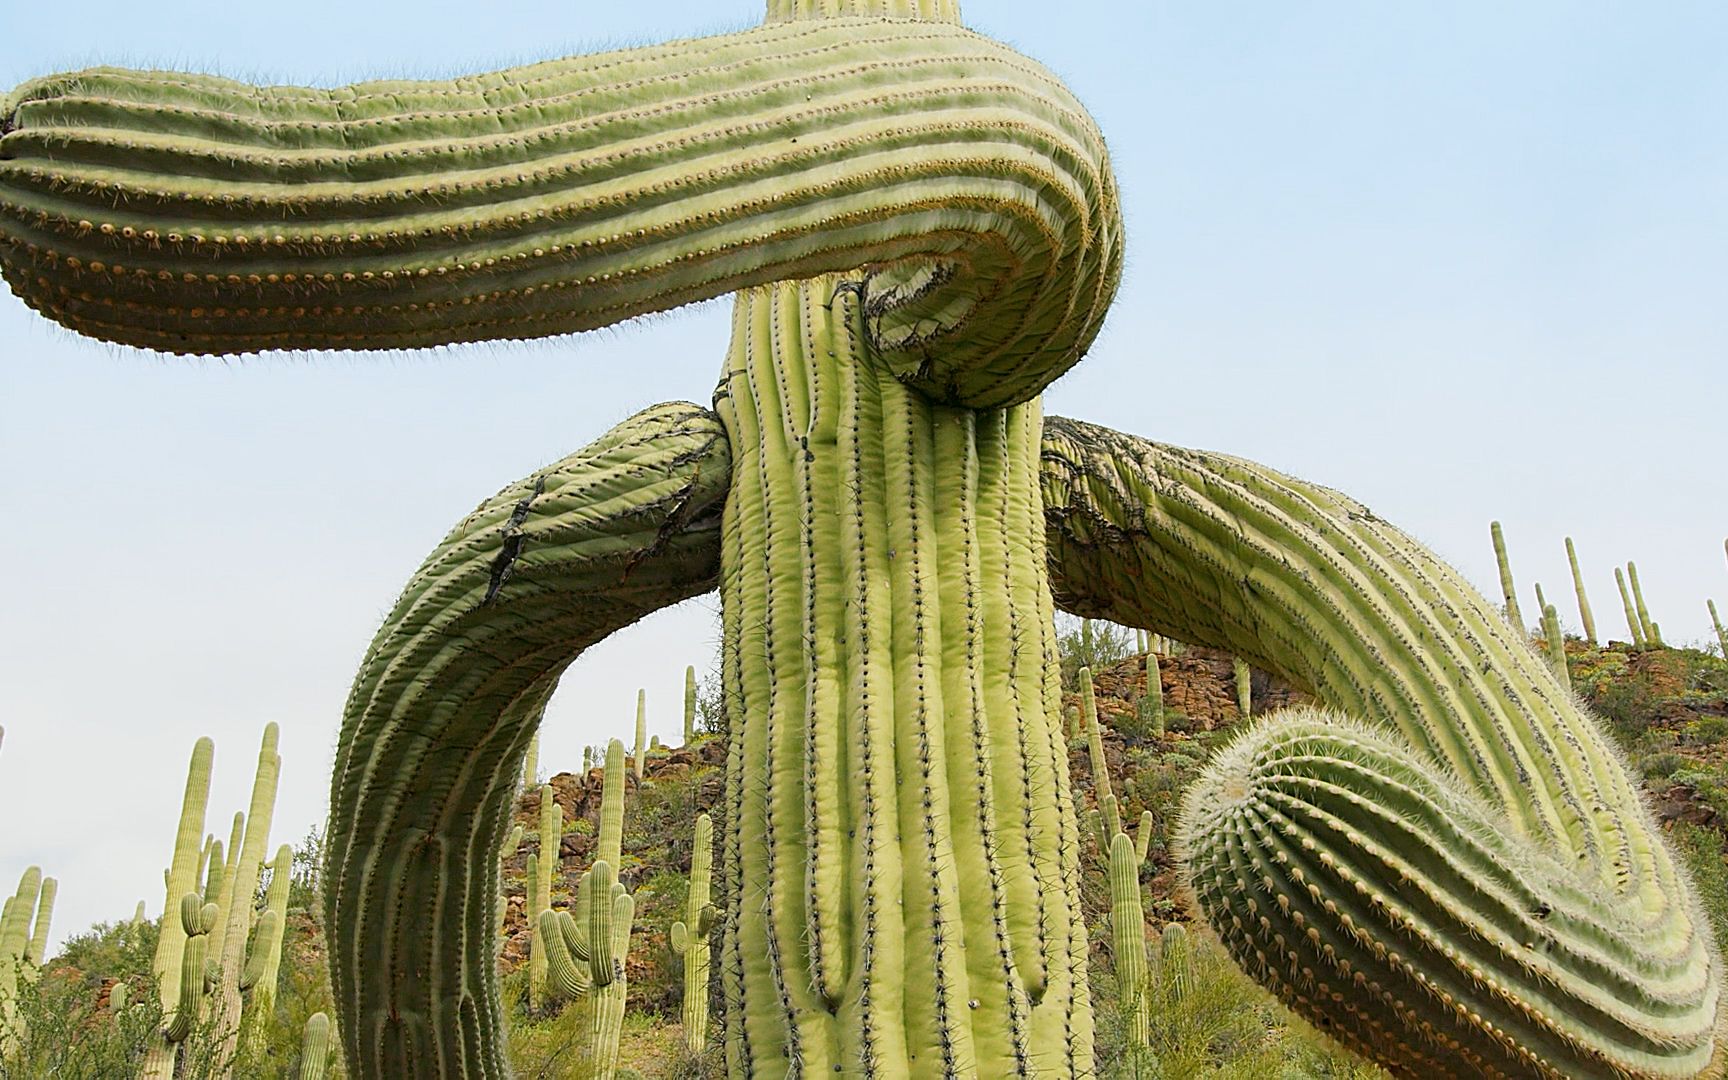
[1081,670,1122,850]
[165,893,220,1043]
[633,690,647,783]
[2,0,1117,1065]
[1232,656,1252,718]
[207,811,245,963]
[593,881,634,1080]
[238,843,295,1060]
[523,734,540,793]
[1040,417,1719,1078]
[1136,651,1164,739]
[1542,603,1572,691]
[598,739,626,872]
[1709,600,1727,659]
[539,860,632,1076]
[298,1012,334,1080]
[1566,538,1598,645]
[538,908,590,1003]
[1107,833,1148,1048]
[1628,561,1660,646]
[1616,567,1647,647]
[1155,923,1193,1004]
[0,867,42,1044]
[1492,521,1525,634]
[684,666,699,746]
[212,723,282,1067]
[671,813,716,1054]
[143,736,214,1080]
[23,876,55,972]
[529,783,563,1009]
[320,403,727,1078]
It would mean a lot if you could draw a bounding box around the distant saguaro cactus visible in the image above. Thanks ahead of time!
[671,814,716,1054]
[1566,537,1598,644]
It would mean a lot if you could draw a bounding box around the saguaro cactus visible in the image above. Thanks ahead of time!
[298,1013,334,1080]
[1710,599,1727,658]
[1492,520,1525,632]
[632,690,647,782]
[1107,833,1147,1048]
[1136,650,1164,738]
[528,783,563,1010]
[1566,537,1598,644]
[212,723,281,1068]
[684,666,699,746]
[671,813,716,1054]
[1042,419,1719,1078]
[1628,561,1661,645]
[143,736,214,1080]
[4,2,1716,1078]
[538,861,634,1079]
[1616,566,1647,646]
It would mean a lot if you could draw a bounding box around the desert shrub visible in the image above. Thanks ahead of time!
[1059,615,1136,691]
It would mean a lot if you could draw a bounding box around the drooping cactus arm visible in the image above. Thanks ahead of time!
[326,402,729,1080]
[0,17,1119,409]
[1037,416,1719,1078]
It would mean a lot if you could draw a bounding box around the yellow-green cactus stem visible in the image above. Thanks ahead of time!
[523,734,540,792]
[599,739,626,871]
[212,722,282,1067]
[143,736,214,1080]
[3,0,1116,1073]
[298,1012,334,1080]
[1616,567,1647,647]
[1154,923,1193,1004]
[529,782,562,1010]
[671,813,716,1054]
[1136,651,1164,739]
[238,843,295,1060]
[1080,670,1121,848]
[0,867,42,1044]
[1492,521,1525,633]
[1542,602,1572,691]
[633,690,647,783]
[1040,417,1720,1078]
[1709,600,1726,659]
[1107,832,1147,1048]
[684,666,699,746]
[1628,561,1660,646]
[22,876,55,975]
[1232,656,1251,718]
[165,894,220,1043]
[1566,537,1598,645]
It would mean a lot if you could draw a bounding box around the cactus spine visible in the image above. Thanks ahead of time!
[528,783,562,1010]
[670,813,715,1054]
[1491,520,1525,632]
[632,690,647,782]
[684,665,698,745]
[143,736,214,1080]
[1616,566,1647,646]
[1566,537,1597,644]
[1108,833,1148,1048]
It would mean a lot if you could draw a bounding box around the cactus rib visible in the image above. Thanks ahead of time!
[1039,415,1718,1078]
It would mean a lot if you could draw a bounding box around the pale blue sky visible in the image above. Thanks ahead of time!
[2,1,1723,951]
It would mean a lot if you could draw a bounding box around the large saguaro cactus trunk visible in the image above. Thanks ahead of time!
[714,277,1088,1075]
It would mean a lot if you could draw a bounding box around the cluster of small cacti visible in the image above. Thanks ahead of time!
[529,738,635,1078]
[0,866,55,1047]
[142,725,288,1078]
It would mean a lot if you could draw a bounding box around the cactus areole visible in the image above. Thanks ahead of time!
[1,2,1718,1079]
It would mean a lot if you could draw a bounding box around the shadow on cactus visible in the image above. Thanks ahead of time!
[0,0,1717,1076]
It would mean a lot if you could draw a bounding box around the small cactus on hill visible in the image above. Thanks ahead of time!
[1566,537,1597,644]
[633,690,647,782]
[528,782,563,1009]
[1108,832,1148,1048]
[670,813,716,1054]
[1616,566,1646,646]
[1628,560,1660,645]
[1491,520,1525,632]
[1232,656,1251,718]
[1710,599,1726,658]
[1542,602,1572,690]
[684,665,698,745]
[1136,650,1164,738]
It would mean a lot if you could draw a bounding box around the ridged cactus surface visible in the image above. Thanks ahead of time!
[1040,416,1719,1078]
[671,813,716,1053]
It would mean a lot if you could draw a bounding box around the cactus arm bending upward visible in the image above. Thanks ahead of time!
[0,17,1118,409]
[325,402,729,1080]
[1038,415,1719,1078]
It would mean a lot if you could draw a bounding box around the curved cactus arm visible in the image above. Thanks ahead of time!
[0,18,1118,410]
[298,1012,334,1080]
[1038,416,1719,1078]
[324,402,729,1080]
[537,909,591,1003]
